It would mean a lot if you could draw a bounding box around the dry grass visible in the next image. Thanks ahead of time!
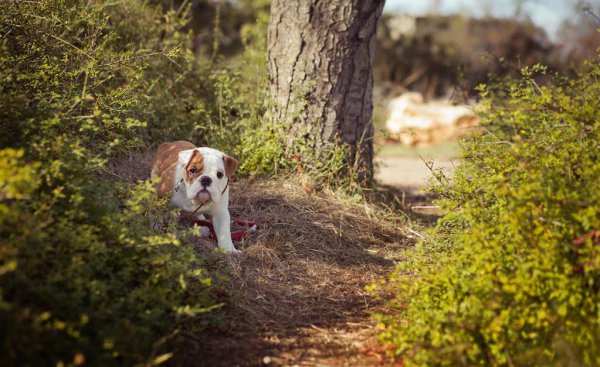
[107,149,415,366]
[187,178,414,366]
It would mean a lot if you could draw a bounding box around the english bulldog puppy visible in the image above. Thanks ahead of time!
[151,140,239,252]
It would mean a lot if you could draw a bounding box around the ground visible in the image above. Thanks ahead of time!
[375,156,455,189]
[375,141,458,189]
[187,179,413,367]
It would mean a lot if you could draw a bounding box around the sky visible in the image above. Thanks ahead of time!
[384,0,600,40]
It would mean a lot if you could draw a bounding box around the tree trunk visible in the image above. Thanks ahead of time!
[268,0,385,184]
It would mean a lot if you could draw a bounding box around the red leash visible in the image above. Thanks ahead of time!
[192,218,258,241]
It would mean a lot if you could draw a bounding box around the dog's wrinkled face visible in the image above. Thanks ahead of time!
[179,148,238,206]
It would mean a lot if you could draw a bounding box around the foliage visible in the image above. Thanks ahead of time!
[0,1,225,365]
[146,0,290,178]
[228,0,291,177]
[374,59,600,365]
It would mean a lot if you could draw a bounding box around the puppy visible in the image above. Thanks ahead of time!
[151,140,239,252]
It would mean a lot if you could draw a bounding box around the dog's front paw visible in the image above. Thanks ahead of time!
[219,242,240,253]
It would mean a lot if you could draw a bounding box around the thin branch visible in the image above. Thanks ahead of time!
[583,6,600,24]
[47,33,92,58]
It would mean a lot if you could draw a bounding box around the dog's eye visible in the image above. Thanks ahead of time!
[217,171,224,179]
[188,168,197,174]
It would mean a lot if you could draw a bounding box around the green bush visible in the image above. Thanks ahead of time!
[0,1,225,365]
[375,60,600,365]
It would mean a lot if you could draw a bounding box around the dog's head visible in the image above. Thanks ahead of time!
[179,147,238,205]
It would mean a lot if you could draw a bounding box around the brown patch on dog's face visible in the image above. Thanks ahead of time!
[184,150,204,183]
[223,155,239,179]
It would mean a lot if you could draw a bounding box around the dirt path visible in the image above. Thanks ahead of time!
[186,179,413,367]
[375,156,456,191]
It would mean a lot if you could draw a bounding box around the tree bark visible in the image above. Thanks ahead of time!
[268,0,385,184]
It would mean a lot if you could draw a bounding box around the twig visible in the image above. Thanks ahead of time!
[407,228,425,239]
[99,168,135,183]
[47,33,92,57]
[0,27,13,41]
[583,6,600,24]
[96,48,170,68]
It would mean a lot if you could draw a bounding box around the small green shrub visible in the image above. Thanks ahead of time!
[220,0,291,177]
[0,1,223,365]
[375,59,600,366]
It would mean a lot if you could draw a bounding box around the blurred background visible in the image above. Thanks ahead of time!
[373,0,600,190]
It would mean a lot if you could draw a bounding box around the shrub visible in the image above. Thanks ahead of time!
[375,59,600,365]
[0,1,223,365]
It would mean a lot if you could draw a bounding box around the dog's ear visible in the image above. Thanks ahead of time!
[223,155,238,178]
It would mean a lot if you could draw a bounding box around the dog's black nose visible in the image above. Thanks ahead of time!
[200,175,212,187]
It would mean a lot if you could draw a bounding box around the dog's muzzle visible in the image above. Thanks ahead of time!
[192,189,211,205]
